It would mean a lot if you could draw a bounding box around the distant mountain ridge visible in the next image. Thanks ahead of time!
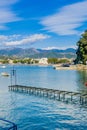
[0,47,76,58]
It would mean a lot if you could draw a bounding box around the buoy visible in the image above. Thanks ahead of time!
[85,82,87,86]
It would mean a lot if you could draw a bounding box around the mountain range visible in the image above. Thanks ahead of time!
[0,47,76,58]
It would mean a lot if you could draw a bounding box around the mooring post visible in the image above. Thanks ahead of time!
[58,93,60,101]
[10,66,17,86]
[80,95,82,103]
[71,95,73,101]
[63,94,65,101]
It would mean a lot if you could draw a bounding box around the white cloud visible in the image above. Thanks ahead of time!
[0,0,21,30]
[0,34,21,41]
[0,0,18,7]
[6,34,50,46]
[42,46,76,50]
[0,34,50,46]
[0,34,22,47]
[40,0,87,35]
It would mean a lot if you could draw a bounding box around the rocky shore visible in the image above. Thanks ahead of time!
[53,64,87,70]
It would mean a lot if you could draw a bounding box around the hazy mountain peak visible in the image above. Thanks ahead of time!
[0,47,76,58]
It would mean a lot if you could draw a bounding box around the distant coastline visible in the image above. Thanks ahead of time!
[0,63,87,70]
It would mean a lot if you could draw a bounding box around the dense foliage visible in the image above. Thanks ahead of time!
[75,30,87,64]
[48,58,70,64]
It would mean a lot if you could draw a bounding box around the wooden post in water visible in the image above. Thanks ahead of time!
[8,85,87,105]
[10,66,17,86]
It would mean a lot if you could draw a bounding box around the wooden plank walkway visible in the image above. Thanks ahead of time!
[8,85,87,105]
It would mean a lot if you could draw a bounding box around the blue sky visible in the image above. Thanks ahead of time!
[0,0,87,49]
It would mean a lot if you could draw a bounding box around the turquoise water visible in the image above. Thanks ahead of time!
[0,65,87,130]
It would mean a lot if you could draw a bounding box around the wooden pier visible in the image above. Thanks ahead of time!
[8,85,87,105]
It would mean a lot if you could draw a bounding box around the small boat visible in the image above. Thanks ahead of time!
[1,72,10,77]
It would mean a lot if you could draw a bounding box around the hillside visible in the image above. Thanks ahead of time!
[0,47,76,58]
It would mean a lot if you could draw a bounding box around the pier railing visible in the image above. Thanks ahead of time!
[0,118,17,130]
[8,85,87,105]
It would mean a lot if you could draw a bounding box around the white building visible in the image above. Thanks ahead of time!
[39,58,48,65]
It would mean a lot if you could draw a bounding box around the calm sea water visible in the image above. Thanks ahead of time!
[0,65,87,130]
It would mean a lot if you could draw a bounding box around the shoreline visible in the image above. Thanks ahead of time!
[0,63,87,70]
[53,64,87,70]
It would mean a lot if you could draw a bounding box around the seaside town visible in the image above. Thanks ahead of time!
[0,57,87,70]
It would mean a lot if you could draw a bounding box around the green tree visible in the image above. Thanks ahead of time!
[48,58,58,64]
[1,59,9,64]
[75,30,87,64]
[13,59,19,64]
[57,58,70,64]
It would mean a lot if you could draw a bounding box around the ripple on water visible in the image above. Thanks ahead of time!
[0,65,87,129]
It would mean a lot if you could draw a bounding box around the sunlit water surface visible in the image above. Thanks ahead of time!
[0,65,87,130]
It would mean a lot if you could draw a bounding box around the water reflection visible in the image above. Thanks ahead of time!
[76,70,87,93]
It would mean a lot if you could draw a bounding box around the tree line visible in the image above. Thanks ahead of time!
[75,30,87,64]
